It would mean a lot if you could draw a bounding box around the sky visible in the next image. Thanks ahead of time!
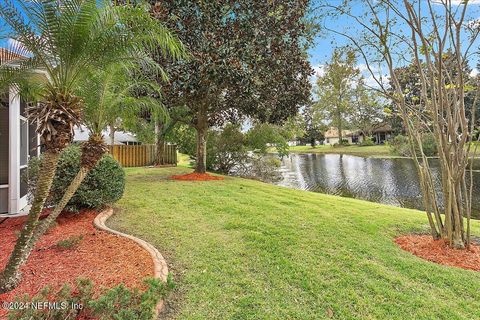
[307,0,480,87]
[3,0,480,88]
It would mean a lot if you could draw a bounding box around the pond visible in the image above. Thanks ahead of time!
[276,153,480,218]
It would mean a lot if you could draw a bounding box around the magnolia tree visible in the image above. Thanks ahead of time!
[321,0,480,248]
[150,0,312,173]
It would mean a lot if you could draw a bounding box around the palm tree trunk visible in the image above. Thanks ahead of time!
[0,150,60,293]
[16,133,107,271]
[22,166,91,261]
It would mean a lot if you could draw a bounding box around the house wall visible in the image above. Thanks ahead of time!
[324,135,363,145]
[0,86,36,216]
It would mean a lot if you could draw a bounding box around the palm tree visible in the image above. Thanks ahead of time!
[28,62,171,247]
[0,0,184,292]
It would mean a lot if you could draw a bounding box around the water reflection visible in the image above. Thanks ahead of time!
[277,154,480,218]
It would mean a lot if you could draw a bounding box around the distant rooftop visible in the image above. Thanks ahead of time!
[0,48,27,63]
[74,125,138,145]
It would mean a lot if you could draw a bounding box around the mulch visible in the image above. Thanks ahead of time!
[170,172,224,181]
[395,234,480,271]
[0,210,154,318]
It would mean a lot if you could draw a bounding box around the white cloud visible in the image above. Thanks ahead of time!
[310,64,325,86]
[470,68,479,77]
[313,64,325,78]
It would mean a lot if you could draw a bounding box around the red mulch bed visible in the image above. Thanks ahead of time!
[395,234,480,271]
[170,172,224,181]
[0,210,154,318]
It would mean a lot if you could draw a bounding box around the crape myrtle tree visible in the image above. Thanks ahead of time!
[388,55,480,134]
[151,0,312,173]
[0,0,183,292]
[321,0,480,248]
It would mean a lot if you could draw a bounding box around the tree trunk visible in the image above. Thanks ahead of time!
[194,107,208,174]
[337,121,343,144]
[20,167,91,265]
[195,125,207,173]
[337,107,343,144]
[0,150,60,293]
[109,125,115,146]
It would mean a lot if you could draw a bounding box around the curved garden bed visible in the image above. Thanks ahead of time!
[0,210,156,318]
[395,234,480,272]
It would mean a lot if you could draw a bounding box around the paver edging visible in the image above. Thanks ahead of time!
[93,208,168,319]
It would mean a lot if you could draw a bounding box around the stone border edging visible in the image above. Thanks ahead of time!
[94,208,168,319]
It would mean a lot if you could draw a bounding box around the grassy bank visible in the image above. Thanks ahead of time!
[286,144,395,158]
[110,167,480,320]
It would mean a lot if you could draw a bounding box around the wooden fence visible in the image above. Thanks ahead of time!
[108,144,177,167]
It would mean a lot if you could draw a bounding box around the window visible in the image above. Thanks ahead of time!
[20,118,28,167]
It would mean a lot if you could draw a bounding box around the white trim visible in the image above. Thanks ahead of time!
[0,185,8,189]
[0,204,30,217]
[8,85,28,213]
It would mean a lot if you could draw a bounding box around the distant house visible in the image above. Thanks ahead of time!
[73,126,139,145]
[371,124,393,144]
[324,128,363,145]
[323,123,394,146]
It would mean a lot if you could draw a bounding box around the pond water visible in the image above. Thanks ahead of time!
[276,153,480,218]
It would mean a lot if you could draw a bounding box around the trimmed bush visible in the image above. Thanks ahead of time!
[26,145,125,211]
[333,140,350,147]
[360,136,375,146]
[421,133,437,157]
[389,135,411,156]
[389,133,438,157]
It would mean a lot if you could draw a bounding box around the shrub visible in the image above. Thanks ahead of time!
[389,135,411,156]
[8,277,174,320]
[207,124,247,174]
[246,123,289,157]
[26,145,125,211]
[360,136,375,146]
[333,140,350,147]
[234,155,283,183]
[389,133,438,157]
[421,133,437,157]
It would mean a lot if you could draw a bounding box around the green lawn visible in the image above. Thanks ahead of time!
[109,167,480,320]
[177,152,193,168]
[286,144,395,158]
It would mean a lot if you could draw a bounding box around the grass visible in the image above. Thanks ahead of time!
[110,167,480,320]
[177,152,193,168]
[285,144,396,158]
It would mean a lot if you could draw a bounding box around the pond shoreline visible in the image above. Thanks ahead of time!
[274,153,480,219]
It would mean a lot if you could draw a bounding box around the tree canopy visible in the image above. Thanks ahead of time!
[150,0,312,172]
